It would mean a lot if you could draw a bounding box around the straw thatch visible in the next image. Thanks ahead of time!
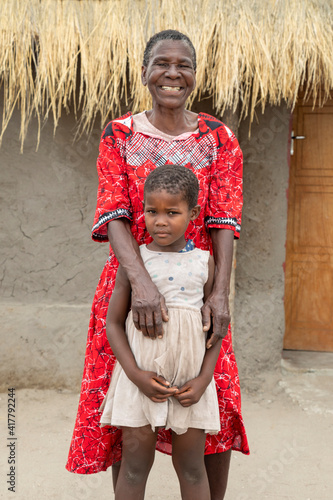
[1,0,333,148]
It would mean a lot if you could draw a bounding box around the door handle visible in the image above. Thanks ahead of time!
[290,131,306,155]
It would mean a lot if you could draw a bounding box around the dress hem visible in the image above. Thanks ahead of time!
[65,440,250,475]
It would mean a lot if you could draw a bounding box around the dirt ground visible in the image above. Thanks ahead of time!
[1,358,332,500]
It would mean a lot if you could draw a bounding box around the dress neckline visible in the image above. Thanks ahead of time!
[143,240,195,254]
[133,111,199,142]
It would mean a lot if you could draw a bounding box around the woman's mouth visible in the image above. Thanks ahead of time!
[160,86,182,92]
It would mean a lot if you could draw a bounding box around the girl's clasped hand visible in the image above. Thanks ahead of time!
[134,370,177,403]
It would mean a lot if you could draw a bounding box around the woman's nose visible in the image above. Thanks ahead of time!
[165,64,179,78]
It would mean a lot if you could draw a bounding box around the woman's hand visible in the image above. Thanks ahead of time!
[131,277,169,339]
[202,290,230,349]
[134,370,177,402]
[173,376,210,407]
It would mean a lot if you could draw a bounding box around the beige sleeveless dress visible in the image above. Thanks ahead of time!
[100,245,220,435]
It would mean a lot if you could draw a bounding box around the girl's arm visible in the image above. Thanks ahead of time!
[107,219,168,339]
[106,264,176,402]
[174,254,222,407]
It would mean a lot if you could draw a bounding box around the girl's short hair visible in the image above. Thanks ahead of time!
[143,29,197,70]
[144,164,199,209]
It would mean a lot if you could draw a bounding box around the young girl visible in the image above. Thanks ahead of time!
[100,165,223,500]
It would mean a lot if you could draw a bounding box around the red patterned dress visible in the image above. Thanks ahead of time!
[66,111,249,474]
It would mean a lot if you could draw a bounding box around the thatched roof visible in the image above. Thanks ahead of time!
[1,0,333,147]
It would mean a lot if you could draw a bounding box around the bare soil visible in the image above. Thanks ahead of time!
[1,368,332,499]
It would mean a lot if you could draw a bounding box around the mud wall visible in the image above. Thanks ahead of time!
[235,105,290,387]
[0,109,107,390]
[0,103,290,390]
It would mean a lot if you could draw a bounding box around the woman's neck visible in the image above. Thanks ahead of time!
[146,107,198,136]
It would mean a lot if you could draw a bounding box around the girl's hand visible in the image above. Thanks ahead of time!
[134,370,177,402]
[173,376,210,407]
[131,277,169,340]
[202,290,230,349]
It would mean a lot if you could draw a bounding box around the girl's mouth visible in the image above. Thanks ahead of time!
[155,232,169,237]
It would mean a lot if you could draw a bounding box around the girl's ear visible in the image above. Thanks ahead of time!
[141,66,147,86]
[190,205,201,221]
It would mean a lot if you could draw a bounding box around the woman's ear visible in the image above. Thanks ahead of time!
[190,205,201,221]
[141,66,147,86]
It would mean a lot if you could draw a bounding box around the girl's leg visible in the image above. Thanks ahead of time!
[204,450,232,500]
[172,428,210,500]
[115,425,158,500]
[112,461,121,492]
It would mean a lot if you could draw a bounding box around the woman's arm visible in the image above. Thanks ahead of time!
[93,127,168,339]
[202,124,242,347]
[107,219,168,339]
[106,264,176,402]
[202,228,234,348]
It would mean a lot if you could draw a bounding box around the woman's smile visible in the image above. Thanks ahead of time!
[160,86,183,94]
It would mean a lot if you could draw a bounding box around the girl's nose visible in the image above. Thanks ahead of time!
[156,215,168,226]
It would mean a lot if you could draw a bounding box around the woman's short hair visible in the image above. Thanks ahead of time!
[143,29,197,70]
[144,164,199,209]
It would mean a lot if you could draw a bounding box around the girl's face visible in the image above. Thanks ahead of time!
[144,189,200,252]
[141,40,196,111]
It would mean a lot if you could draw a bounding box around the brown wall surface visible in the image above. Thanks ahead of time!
[0,101,290,390]
[235,104,290,387]
[0,107,108,390]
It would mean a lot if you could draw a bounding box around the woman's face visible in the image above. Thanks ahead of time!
[141,40,196,110]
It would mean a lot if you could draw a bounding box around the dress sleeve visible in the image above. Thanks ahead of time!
[205,128,243,239]
[91,127,131,242]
